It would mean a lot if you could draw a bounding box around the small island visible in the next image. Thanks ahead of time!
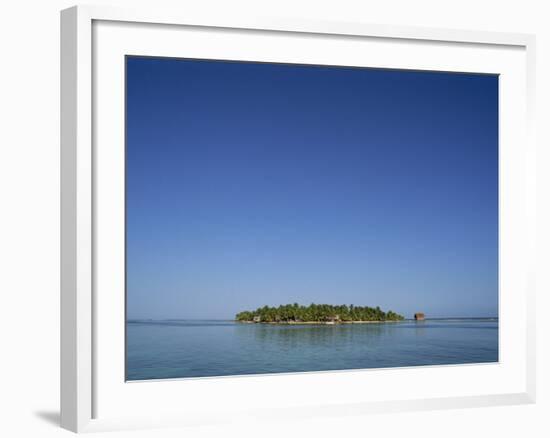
[236,303,404,324]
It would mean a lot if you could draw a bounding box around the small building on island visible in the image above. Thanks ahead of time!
[324,315,341,324]
[414,312,425,321]
[252,315,261,323]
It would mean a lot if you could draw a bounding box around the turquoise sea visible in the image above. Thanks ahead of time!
[126,319,498,381]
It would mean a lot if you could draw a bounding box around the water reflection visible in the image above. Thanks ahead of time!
[242,323,392,348]
[413,320,426,336]
[126,319,499,380]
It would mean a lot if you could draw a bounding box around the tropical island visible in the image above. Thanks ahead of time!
[236,303,405,324]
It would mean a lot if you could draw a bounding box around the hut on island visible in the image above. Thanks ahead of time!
[252,315,261,323]
[414,312,425,321]
[324,315,341,324]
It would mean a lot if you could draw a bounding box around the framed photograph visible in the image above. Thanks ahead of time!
[61,5,536,433]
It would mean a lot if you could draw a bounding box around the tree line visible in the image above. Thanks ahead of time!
[236,303,404,323]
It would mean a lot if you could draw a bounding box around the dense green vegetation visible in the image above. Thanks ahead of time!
[236,303,404,323]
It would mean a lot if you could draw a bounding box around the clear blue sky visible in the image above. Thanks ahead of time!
[126,56,498,320]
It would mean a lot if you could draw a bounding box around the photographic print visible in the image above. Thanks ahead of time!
[125,56,498,381]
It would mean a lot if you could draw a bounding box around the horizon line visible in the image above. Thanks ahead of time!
[127,316,499,322]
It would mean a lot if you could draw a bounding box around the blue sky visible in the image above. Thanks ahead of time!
[126,56,498,320]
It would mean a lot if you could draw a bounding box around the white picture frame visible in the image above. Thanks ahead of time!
[60,4,536,433]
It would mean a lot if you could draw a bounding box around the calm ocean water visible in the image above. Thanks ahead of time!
[126,319,498,381]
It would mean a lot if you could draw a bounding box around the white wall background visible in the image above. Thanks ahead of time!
[0,1,547,437]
